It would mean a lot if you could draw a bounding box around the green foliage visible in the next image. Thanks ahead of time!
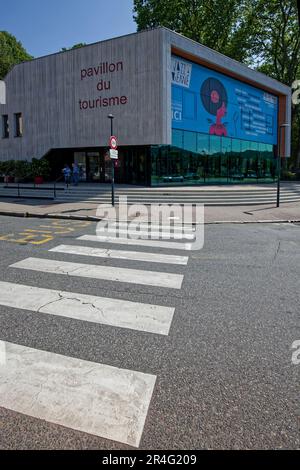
[0,159,31,180]
[0,159,51,181]
[31,158,51,178]
[0,31,33,79]
[133,0,247,60]
[0,160,15,177]
[281,170,297,180]
[133,0,300,75]
[240,0,300,165]
[61,43,86,52]
[241,0,300,85]
[133,0,300,166]
[13,160,32,180]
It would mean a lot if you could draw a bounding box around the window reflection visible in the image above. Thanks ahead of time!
[152,130,276,185]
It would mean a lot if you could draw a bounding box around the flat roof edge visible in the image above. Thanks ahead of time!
[3,27,165,79]
[3,26,291,95]
[163,28,290,94]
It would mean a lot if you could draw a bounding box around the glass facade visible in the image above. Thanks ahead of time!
[151,129,276,186]
[73,147,151,184]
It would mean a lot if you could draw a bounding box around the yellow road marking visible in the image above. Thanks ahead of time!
[0,220,92,245]
[24,229,53,233]
[0,233,15,240]
[30,236,55,245]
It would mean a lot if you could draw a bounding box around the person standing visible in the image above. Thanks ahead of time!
[72,162,80,186]
[62,164,71,186]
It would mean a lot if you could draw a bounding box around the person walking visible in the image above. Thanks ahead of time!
[62,164,71,186]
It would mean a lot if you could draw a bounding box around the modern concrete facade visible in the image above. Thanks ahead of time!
[0,27,292,185]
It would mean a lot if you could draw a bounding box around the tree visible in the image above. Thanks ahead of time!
[0,31,33,79]
[241,0,300,166]
[61,43,86,52]
[133,0,300,167]
[241,0,300,85]
[133,0,248,60]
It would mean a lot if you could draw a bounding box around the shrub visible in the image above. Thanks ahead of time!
[14,160,32,180]
[0,160,15,176]
[31,158,51,179]
[281,170,297,181]
[0,158,51,181]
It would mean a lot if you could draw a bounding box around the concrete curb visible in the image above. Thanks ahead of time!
[205,219,300,224]
[0,210,299,225]
[0,211,100,222]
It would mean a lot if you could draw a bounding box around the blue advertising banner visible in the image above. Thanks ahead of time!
[171,55,278,145]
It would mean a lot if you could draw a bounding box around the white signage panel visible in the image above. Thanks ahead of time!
[109,149,118,159]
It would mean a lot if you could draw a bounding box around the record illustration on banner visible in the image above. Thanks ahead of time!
[200,78,228,136]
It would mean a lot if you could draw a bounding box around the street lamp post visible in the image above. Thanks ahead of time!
[108,114,115,207]
[277,123,290,208]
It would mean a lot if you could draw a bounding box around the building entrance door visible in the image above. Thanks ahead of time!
[86,152,105,182]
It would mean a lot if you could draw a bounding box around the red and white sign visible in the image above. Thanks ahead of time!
[109,136,118,150]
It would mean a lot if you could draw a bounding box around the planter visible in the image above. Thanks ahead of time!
[4,176,14,183]
[34,176,44,184]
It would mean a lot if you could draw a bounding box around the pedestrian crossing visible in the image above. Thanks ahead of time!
[0,221,192,448]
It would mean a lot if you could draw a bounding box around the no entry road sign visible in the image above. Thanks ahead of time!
[109,136,118,150]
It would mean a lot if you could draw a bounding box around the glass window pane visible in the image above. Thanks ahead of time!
[206,136,221,181]
[183,131,197,153]
[2,115,9,138]
[14,113,23,137]
[220,137,231,180]
[172,129,183,148]
[209,135,221,156]
[222,137,231,154]
[241,140,251,156]
[230,139,244,182]
[232,138,241,155]
[197,133,209,155]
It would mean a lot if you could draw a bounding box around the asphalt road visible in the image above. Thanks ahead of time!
[0,215,299,449]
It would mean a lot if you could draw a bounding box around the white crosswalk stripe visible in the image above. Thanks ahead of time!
[0,281,175,335]
[1,222,192,447]
[0,341,156,447]
[78,234,192,250]
[96,227,195,239]
[10,257,184,289]
[110,221,195,233]
[50,244,189,265]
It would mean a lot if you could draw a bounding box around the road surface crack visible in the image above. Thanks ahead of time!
[37,292,107,319]
[273,240,281,262]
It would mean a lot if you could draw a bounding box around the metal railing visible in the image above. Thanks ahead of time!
[1,175,65,200]
[53,175,65,199]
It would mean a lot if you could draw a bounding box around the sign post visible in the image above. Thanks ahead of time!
[109,136,118,207]
[107,114,116,207]
[277,123,290,208]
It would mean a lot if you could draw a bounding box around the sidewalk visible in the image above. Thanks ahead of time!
[0,197,299,224]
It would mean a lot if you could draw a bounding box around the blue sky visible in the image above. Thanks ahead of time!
[0,0,136,57]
